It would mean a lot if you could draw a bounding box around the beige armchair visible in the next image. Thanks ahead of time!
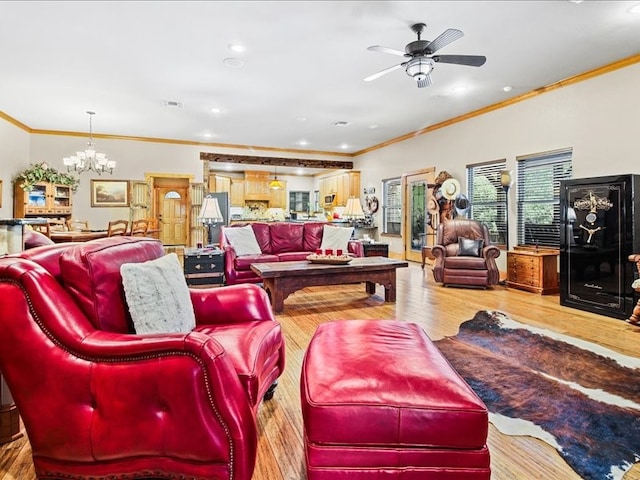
[432,219,501,288]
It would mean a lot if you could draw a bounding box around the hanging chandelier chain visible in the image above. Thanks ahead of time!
[62,111,116,175]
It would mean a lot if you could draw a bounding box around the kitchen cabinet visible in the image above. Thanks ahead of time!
[506,246,559,295]
[319,171,360,207]
[14,181,73,218]
[269,181,287,208]
[244,171,271,200]
[230,178,245,206]
[208,175,231,193]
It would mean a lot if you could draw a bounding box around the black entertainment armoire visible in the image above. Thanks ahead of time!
[559,174,640,319]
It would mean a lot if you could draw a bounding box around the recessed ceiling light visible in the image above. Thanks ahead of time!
[297,139,309,146]
[503,85,513,92]
[629,3,640,13]
[340,143,349,150]
[451,85,468,94]
[228,43,246,53]
[211,107,221,113]
[368,124,379,129]
[223,58,244,68]
[161,100,184,108]
[333,121,351,127]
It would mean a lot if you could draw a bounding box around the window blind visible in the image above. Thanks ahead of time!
[466,159,507,245]
[516,148,573,247]
[382,177,402,235]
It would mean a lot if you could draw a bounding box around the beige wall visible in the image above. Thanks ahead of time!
[2,61,638,252]
[354,62,640,261]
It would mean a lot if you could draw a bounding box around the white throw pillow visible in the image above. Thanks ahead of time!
[320,225,354,252]
[223,225,262,256]
[120,253,196,335]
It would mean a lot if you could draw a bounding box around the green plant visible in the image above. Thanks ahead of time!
[14,162,80,192]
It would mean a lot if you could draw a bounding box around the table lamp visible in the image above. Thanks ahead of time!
[198,195,224,246]
[343,197,365,226]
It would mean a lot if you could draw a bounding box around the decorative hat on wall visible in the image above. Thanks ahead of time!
[441,178,461,200]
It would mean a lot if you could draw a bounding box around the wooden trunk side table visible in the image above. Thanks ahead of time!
[0,376,23,444]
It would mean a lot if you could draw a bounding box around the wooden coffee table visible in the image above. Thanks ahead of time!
[250,257,409,313]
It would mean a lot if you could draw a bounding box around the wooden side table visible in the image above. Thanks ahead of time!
[1,375,23,444]
[506,247,559,295]
[361,242,389,257]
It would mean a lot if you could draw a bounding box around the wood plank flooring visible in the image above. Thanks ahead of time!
[2,261,639,480]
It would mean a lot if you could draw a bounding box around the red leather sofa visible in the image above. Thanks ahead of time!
[301,320,491,479]
[221,222,363,285]
[0,237,285,480]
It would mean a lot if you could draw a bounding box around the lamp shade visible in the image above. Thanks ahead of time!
[269,178,285,190]
[500,170,513,188]
[343,197,365,219]
[198,195,223,225]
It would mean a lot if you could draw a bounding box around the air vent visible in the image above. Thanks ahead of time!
[332,121,350,127]
[161,100,184,109]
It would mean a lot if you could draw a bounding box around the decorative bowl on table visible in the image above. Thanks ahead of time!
[306,253,353,265]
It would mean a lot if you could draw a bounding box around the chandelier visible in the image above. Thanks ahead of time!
[63,111,116,175]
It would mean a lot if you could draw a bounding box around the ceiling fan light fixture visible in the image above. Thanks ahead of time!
[406,57,434,82]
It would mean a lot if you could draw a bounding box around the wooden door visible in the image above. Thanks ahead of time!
[156,186,188,245]
[403,168,436,263]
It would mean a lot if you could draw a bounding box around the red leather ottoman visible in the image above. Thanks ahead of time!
[301,320,491,480]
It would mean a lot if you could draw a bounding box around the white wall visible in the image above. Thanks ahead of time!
[354,62,640,261]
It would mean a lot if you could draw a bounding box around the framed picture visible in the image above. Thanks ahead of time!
[91,180,129,207]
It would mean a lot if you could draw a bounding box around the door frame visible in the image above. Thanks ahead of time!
[144,172,194,245]
[402,167,436,263]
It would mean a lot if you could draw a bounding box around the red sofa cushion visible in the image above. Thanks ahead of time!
[59,237,165,333]
[303,222,325,252]
[234,253,279,271]
[269,223,304,253]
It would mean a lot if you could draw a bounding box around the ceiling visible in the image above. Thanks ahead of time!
[1,1,639,173]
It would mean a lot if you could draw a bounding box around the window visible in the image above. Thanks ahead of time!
[516,148,573,247]
[382,177,401,235]
[289,191,310,212]
[467,159,507,245]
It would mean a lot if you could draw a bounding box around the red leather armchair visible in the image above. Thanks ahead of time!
[432,219,501,288]
[0,237,285,480]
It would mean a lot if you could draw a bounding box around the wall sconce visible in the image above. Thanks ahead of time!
[198,195,223,246]
[500,170,513,250]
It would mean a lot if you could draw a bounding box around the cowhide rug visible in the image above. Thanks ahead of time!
[434,310,640,480]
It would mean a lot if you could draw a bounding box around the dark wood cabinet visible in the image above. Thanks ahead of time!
[560,174,640,319]
[361,242,389,257]
[184,249,224,286]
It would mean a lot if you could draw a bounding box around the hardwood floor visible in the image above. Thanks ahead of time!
[2,261,639,480]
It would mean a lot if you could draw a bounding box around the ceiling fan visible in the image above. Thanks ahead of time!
[364,22,486,88]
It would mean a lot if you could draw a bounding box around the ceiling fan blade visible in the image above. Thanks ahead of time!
[416,73,433,89]
[426,28,464,53]
[367,45,406,57]
[364,63,403,82]
[432,54,486,67]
